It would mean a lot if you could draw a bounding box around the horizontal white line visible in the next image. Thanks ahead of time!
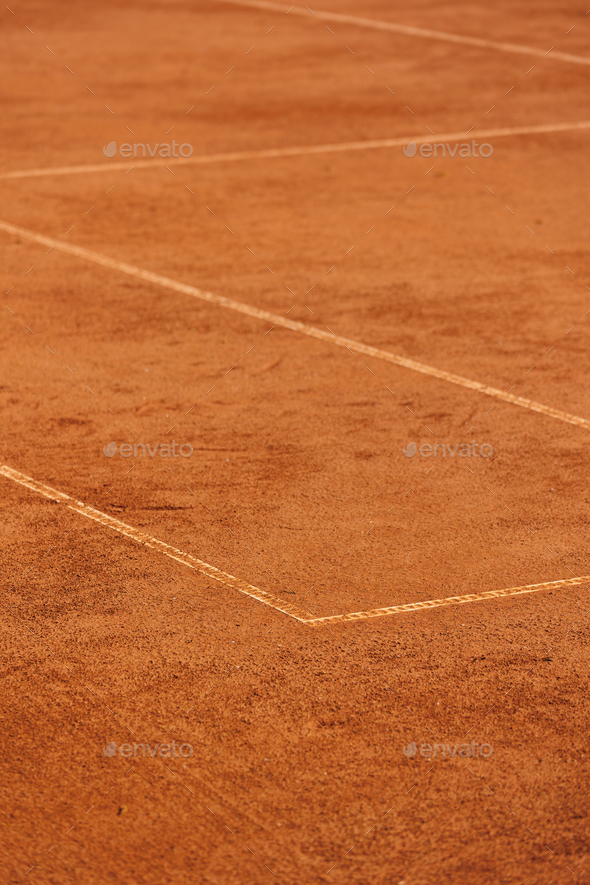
[1,121,589,181]
[305,574,590,624]
[214,0,590,66]
[1,217,589,431]
[0,464,310,622]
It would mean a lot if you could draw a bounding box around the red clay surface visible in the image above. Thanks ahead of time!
[1,1,590,883]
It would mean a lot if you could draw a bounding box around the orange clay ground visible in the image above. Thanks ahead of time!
[1,1,590,882]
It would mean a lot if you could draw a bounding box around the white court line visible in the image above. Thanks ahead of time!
[305,575,590,625]
[1,218,589,431]
[2,464,587,626]
[215,0,590,66]
[0,464,310,622]
[1,121,589,181]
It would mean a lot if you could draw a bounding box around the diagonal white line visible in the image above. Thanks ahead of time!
[1,121,589,181]
[1,218,589,430]
[215,0,590,66]
[305,574,590,624]
[0,464,311,621]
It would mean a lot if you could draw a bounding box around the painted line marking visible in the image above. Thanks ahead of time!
[0,218,588,431]
[0,464,310,622]
[2,464,587,626]
[304,575,590,625]
[213,0,590,66]
[2,121,590,180]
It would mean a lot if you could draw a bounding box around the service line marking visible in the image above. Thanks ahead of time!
[1,121,590,180]
[1,218,589,431]
[0,464,310,623]
[2,464,587,626]
[214,0,590,66]
[304,575,590,625]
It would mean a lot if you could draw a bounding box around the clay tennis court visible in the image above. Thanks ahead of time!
[2,0,590,882]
